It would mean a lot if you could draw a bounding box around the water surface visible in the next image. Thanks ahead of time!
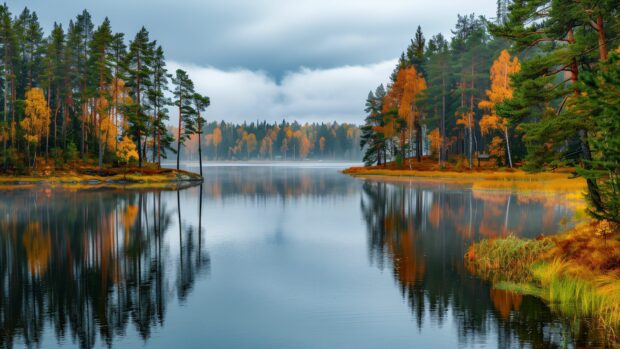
[0,164,598,348]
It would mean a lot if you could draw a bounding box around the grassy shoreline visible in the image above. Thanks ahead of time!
[343,165,587,193]
[0,167,203,188]
[465,221,620,343]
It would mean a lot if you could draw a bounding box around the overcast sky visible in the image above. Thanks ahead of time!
[8,0,496,124]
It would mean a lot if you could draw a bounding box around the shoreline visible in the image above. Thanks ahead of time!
[343,166,587,193]
[0,168,203,189]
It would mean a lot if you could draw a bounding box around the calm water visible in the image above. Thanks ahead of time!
[0,164,600,348]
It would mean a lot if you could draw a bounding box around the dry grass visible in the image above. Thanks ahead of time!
[345,166,586,195]
[466,221,620,337]
[465,236,555,283]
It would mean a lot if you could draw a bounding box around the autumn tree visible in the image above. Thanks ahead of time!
[244,132,257,159]
[478,49,520,167]
[21,88,51,167]
[212,126,222,160]
[116,135,138,166]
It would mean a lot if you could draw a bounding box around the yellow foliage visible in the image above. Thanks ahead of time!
[428,128,441,155]
[21,88,51,144]
[116,136,139,164]
[478,50,520,135]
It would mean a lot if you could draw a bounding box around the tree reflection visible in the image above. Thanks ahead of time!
[0,187,209,349]
[360,179,596,348]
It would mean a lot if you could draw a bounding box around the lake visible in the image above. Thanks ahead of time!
[0,163,600,348]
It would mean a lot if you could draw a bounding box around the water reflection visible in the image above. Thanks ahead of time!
[360,179,598,348]
[0,187,208,349]
[0,167,604,349]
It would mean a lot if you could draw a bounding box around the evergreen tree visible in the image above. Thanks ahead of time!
[423,33,451,167]
[148,45,172,167]
[89,18,114,167]
[42,23,65,151]
[573,51,620,223]
[193,92,210,177]
[406,26,426,75]
[172,69,195,170]
[0,4,18,168]
[491,0,619,208]
[124,27,153,167]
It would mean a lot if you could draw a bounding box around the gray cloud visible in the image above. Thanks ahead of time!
[9,0,496,123]
[11,0,496,76]
[169,59,396,124]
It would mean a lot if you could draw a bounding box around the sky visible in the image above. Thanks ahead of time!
[8,0,497,124]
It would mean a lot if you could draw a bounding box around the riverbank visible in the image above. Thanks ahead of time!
[0,167,203,189]
[465,220,620,342]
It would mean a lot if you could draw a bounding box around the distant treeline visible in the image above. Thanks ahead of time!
[173,120,361,161]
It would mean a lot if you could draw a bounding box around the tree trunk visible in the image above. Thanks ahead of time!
[2,67,7,170]
[440,86,446,168]
[137,53,142,168]
[197,111,203,178]
[416,122,422,162]
[595,15,608,61]
[177,95,182,171]
[504,128,513,168]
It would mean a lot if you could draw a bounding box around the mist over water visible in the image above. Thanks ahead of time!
[0,164,601,349]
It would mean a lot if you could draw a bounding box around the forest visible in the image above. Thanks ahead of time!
[360,0,619,223]
[175,120,361,161]
[0,5,206,173]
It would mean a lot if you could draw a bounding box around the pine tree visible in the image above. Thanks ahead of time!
[423,33,451,167]
[124,27,153,167]
[172,69,195,170]
[110,32,126,150]
[491,0,619,208]
[573,51,620,223]
[74,10,93,157]
[148,45,172,167]
[406,26,426,76]
[193,92,210,177]
[0,4,18,168]
[42,23,65,152]
[89,18,114,167]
